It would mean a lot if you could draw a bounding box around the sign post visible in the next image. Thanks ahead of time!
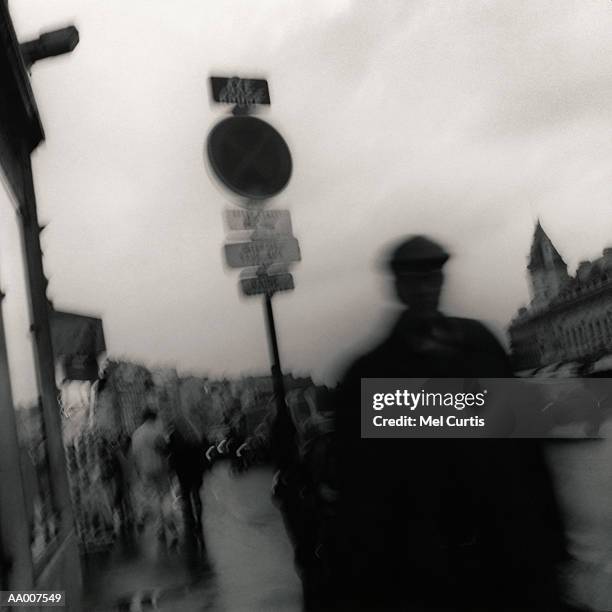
[207,75,297,468]
[207,115,292,200]
[224,236,300,268]
[263,293,293,468]
[209,76,271,107]
[224,208,292,234]
[240,272,294,296]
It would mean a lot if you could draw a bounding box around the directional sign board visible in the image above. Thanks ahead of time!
[239,264,289,280]
[224,237,300,269]
[241,272,294,296]
[225,209,292,234]
[210,76,270,106]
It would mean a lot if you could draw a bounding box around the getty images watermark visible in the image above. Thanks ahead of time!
[361,378,612,438]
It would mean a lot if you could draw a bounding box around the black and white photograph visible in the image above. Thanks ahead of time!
[2,1,612,610]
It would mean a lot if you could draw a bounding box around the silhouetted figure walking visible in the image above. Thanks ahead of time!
[99,433,133,543]
[325,236,568,611]
[168,419,208,551]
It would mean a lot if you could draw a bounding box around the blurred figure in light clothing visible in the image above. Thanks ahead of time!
[131,407,176,544]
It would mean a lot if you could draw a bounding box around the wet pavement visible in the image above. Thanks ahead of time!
[547,420,612,611]
[83,462,301,611]
[82,426,612,612]
[200,463,301,611]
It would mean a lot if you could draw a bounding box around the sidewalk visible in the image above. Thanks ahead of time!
[82,527,212,611]
[82,463,301,611]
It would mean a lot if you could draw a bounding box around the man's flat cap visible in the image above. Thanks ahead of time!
[388,235,450,273]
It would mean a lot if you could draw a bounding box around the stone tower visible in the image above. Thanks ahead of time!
[527,221,569,309]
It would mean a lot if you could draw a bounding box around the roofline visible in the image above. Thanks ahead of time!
[510,281,612,328]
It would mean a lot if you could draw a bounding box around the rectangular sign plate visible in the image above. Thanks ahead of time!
[224,237,301,268]
[241,273,294,296]
[224,209,292,234]
[210,76,271,105]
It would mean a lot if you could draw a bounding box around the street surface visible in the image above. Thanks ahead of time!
[200,463,302,611]
[84,463,301,611]
[547,421,612,611]
[81,428,612,611]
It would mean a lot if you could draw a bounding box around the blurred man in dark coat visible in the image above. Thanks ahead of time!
[326,236,568,611]
[168,413,209,550]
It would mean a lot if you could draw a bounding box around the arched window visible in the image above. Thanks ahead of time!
[595,319,603,349]
[587,322,594,349]
[572,328,579,355]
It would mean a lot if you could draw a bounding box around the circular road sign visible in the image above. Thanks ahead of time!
[207,116,292,200]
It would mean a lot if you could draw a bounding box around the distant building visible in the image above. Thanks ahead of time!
[95,360,154,436]
[508,222,612,373]
[234,373,315,436]
[93,365,321,440]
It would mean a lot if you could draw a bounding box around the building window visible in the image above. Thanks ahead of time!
[587,322,594,351]
[595,320,603,350]
[604,318,612,346]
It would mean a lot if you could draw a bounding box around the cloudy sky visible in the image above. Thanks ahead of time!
[5,0,612,388]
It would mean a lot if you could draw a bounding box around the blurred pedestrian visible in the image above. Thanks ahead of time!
[131,407,176,545]
[219,386,248,472]
[325,236,567,611]
[168,412,209,550]
[111,433,134,541]
[265,385,338,611]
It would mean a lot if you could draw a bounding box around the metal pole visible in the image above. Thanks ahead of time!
[264,293,282,375]
[262,293,293,468]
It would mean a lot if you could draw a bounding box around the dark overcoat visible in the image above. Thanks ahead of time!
[329,312,567,611]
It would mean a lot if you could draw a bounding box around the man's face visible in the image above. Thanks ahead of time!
[394,269,444,315]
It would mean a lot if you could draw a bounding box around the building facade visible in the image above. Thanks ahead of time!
[0,3,81,606]
[509,222,612,373]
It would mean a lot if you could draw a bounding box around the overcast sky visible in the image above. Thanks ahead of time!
[5,0,612,388]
